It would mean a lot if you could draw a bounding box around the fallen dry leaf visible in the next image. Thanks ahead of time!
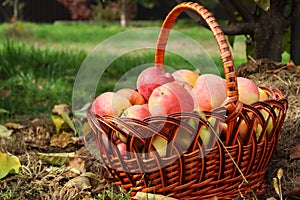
[290,143,300,160]
[0,152,21,179]
[286,60,300,72]
[61,111,77,135]
[52,104,71,115]
[133,192,178,200]
[37,152,76,166]
[0,125,13,138]
[4,122,26,130]
[81,172,104,187]
[58,176,91,199]
[50,131,75,148]
[68,157,86,174]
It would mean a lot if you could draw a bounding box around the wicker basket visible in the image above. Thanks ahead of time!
[87,2,288,199]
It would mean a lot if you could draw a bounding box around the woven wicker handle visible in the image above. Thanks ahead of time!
[155,2,239,111]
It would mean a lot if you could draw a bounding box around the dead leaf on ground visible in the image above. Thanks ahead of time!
[37,152,76,166]
[290,144,300,160]
[64,175,91,190]
[0,125,13,138]
[52,104,71,115]
[51,111,77,135]
[54,172,102,200]
[68,157,86,174]
[51,115,70,134]
[61,111,77,135]
[286,60,300,72]
[5,122,26,130]
[50,131,75,148]
[0,152,21,179]
[81,172,104,187]
[132,192,178,200]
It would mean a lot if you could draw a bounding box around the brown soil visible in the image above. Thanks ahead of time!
[0,58,299,199]
[237,59,300,198]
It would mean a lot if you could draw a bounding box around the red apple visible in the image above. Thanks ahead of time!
[137,67,175,100]
[116,140,127,156]
[239,110,274,143]
[174,80,193,93]
[121,104,151,120]
[91,92,131,116]
[238,118,252,143]
[237,77,259,105]
[148,82,194,116]
[172,69,199,87]
[191,74,227,112]
[116,88,145,105]
[116,104,150,143]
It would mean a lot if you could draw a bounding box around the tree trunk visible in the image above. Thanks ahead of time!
[253,1,288,62]
[121,0,127,27]
[291,12,300,65]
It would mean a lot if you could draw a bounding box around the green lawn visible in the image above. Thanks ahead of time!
[0,20,249,122]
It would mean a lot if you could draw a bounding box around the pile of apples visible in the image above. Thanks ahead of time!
[91,66,270,155]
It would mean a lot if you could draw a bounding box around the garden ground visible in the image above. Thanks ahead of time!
[0,21,299,199]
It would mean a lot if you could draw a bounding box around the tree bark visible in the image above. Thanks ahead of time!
[291,0,300,65]
[253,1,288,62]
[121,0,127,27]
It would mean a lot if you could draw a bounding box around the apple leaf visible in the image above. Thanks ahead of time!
[0,152,21,179]
[254,0,270,11]
[37,152,76,166]
[290,144,300,160]
[0,124,13,138]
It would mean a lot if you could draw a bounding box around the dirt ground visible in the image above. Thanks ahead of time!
[237,58,300,199]
[0,58,299,200]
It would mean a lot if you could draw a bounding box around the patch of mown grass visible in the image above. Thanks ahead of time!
[0,39,86,120]
[0,38,246,123]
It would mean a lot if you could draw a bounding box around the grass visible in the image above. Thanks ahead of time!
[0,20,249,122]
[0,39,86,118]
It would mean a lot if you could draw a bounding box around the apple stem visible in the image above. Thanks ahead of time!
[207,121,259,200]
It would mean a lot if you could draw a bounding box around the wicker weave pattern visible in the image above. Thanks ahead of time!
[87,2,288,199]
